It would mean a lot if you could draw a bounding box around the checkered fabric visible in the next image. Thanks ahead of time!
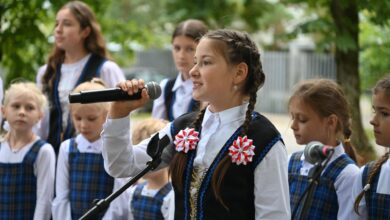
[0,140,45,220]
[289,151,354,220]
[68,138,114,219]
[131,182,173,220]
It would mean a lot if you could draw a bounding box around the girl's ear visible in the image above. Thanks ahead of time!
[233,62,248,85]
[81,26,91,39]
[327,114,338,131]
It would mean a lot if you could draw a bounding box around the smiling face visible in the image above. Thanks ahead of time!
[172,35,198,80]
[2,93,43,134]
[71,103,107,142]
[289,97,332,145]
[189,38,243,112]
[54,8,90,52]
[370,90,390,147]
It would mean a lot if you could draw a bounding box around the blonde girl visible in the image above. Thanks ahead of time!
[52,78,128,220]
[0,82,55,220]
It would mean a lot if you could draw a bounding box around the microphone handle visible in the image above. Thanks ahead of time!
[70,88,141,104]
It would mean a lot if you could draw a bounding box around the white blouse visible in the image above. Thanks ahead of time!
[0,138,56,220]
[52,134,129,220]
[36,54,125,140]
[102,104,291,220]
[152,73,193,120]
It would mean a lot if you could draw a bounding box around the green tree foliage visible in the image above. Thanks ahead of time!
[0,0,51,85]
[360,13,390,91]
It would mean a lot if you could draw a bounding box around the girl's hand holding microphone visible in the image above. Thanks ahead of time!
[109,79,150,118]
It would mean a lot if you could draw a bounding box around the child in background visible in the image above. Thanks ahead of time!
[0,82,55,220]
[52,78,128,220]
[353,75,390,219]
[152,19,208,121]
[102,29,290,219]
[288,79,360,219]
[36,0,125,151]
[129,118,174,220]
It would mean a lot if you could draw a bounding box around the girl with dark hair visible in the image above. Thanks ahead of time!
[287,79,360,219]
[102,29,290,219]
[36,1,125,152]
[353,75,390,219]
[152,19,208,121]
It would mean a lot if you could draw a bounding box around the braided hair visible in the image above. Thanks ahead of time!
[354,75,390,214]
[170,29,265,208]
[288,79,357,162]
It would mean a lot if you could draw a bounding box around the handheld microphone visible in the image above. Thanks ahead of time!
[69,81,161,103]
[304,141,334,164]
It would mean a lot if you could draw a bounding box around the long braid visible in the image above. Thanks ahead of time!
[354,152,390,215]
[353,75,390,214]
[342,122,357,163]
[204,30,265,208]
[170,108,206,192]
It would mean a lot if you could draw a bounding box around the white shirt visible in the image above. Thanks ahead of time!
[127,183,174,220]
[36,54,125,140]
[289,144,361,220]
[351,156,390,219]
[52,134,129,220]
[0,137,56,220]
[152,74,193,120]
[102,104,291,220]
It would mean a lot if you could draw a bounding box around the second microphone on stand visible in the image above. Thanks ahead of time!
[304,141,334,164]
[69,81,161,104]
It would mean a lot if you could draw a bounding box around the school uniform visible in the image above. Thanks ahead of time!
[0,137,55,220]
[102,103,291,219]
[36,53,125,150]
[288,144,360,220]
[52,134,129,220]
[128,182,174,220]
[152,74,198,121]
[352,157,390,220]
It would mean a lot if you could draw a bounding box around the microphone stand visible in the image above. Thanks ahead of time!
[79,135,168,220]
[294,151,334,220]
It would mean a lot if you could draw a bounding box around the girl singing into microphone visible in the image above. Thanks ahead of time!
[288,79,360,220]
[102,29,290,219]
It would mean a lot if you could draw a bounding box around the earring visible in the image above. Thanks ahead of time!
[233,85,238,91]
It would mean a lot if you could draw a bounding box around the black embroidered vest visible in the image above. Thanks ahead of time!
[169,112,282,220]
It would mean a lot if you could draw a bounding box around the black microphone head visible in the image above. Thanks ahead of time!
[145,81,161,100]
[304,141,324,164]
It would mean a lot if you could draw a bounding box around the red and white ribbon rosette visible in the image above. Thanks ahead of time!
[174,128,200,153]
[228,136,255,165]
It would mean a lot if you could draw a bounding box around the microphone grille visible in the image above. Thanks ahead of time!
[146,81,162,100]
[304,141,323,164]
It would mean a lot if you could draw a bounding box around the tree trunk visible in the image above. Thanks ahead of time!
[330,0,376,165]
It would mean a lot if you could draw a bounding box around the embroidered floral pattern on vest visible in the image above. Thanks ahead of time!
[189,166,208,220]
